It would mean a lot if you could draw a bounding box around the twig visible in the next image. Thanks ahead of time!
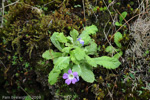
[116,9,130,29]
[108,0,115,8]
[0,0,20,10]
[0,0,4,28]
[58,0,65,8]
[95,0,97,5]
[86,0,98,22]
[109,9,149,41]
[0,0,19,28]
[43,0,55,7]
[102,0,114,23]
[82,0,86,26]
[0,60,6,68]
[19,86,33,99]
[106,83,113,100]
[145,0,148,13]
[103,16,124,60]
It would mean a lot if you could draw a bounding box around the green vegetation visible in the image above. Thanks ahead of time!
[0,0,150,100]
[42,25,121,85]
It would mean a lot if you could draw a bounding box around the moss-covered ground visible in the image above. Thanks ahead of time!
[0,0,150,100]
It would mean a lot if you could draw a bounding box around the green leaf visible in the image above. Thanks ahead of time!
[42,49,62,60]
[72,64,82,76]
[80,64,95,83]
[74,47,85,61]
[85,40,97,55]
[94,56,121,69]
[119,11,127,23]
[129,73,135,79]
[105,46,115,53]
[48,69,61,85]
[114,32,123,48]
[113,51,123,59]
[54,57,70,71]
[105,46,120,53]
[62,47,72,53]
[63,63,72,73]
[78,25,97,45]
[25,96,32,100]
[115,22,122,26]
[143,50,149,56]
[81,25,98,35]
[56,32,67,43]
[70,29,79,42]
[85,55,97,67]
[50,32,64,51]
[66,36,73,43]
[79,25,98,45]
[74,4,81,8]
[70,51,80,64]
[43,7,48,11]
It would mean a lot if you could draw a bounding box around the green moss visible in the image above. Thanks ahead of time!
[2,2,82,58]
[1,2,83,81]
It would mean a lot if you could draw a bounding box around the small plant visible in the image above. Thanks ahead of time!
[105,32,123,59]
[12,55,18,65]
[24,62,30,68]
[74,4,81,8]
[42,25,121,85]
[115,11,127,27]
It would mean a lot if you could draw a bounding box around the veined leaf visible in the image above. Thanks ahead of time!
[79,25,97,45]
[72,64,82,76]
[70,29,79,42]
[50,32,63,51]
[119,11,127,23]
[113,51,123,59]
[85,40,97,55]
[63,63,72,73]
[74,47,85,61]
[105,46,120,53]
[114,32,123,48]
[70,51,80,64]
[54,57,70,71]
[56,32,67,43]
[80,64,95,83]
[94,56,121,69]
[66,36,73,44]
[42,49,62,60]
[81,25,98,35]
[62,47,73,53]
[85,55,97,67]
[48,69,61,85]
[115,22,122,26]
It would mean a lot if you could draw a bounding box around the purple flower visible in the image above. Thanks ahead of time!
[77,38,84,46]
[63,69,79,85]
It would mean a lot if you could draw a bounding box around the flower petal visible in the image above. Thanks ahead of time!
[76,76,79,82]
[79,40,84,46]
[63,73,68,79]
[71,78,77,84]
[65,79,71,85]
[77,38,81,41]
[68,69,72,74]
[73,72,78,77]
